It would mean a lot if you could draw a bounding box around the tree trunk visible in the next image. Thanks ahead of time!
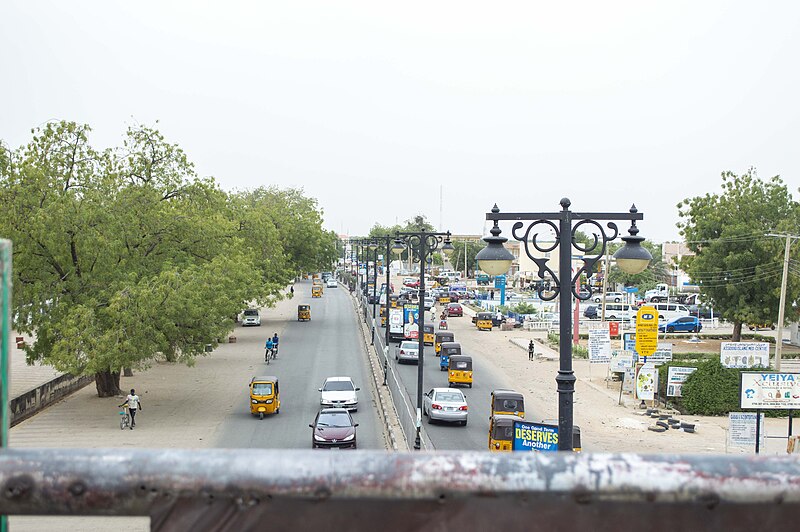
[123,367,133,377]
[95,369,121,397]
[732,320,742,342]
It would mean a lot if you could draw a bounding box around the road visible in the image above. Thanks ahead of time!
[214,279,384,449]
[374,298,534,451]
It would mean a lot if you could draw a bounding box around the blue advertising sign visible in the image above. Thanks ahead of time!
[512,420,559,452]
[494,274,506,288]
[623,332,637,354]
[403,304,419,339]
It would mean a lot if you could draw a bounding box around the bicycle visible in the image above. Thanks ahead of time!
[119,406,131,430]
[265,347,276,364]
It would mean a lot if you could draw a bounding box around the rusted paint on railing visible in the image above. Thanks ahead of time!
[1,450,800,531]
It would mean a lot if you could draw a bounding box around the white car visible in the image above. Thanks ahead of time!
[319,377,360,411]
[395,341,419,364]
[423,387,468,425]
[592,292,624,303]
[423,297,435,310]
[326,278,338,288]
[241,309,261,326]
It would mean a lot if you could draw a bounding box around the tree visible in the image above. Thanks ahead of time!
[677,169,800,341]
[449,240,484,277]
[0,121,337,396]
[606,240,670,291]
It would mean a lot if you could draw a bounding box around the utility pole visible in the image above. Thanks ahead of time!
[767,233,799,372]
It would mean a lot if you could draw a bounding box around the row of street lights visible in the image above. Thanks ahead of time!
[349,199,649,452]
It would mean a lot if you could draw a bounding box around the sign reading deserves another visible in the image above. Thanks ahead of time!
[512,420,559,452]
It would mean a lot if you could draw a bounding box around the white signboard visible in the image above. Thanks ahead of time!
[667,366,697,397]
[588,326,612,364]
[610,351,634,373]
[728,412,766,448]
[740,372,800,410]
[623,366,636,393]
[636,363,657,401]
[721,342,770,369]
[650,343,674,366]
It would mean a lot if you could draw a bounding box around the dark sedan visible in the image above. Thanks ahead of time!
[310,408,358,449]
[446,303,463,317]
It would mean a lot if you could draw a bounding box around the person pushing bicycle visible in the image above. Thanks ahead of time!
[118,389,142,429]
[265,337,274,361]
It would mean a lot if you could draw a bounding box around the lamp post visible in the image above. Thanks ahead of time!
[476,199,651,451]
[392,230,454,450]
[368,240,379,345]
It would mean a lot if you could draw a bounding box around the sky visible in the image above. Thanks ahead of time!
[2,1,799,243]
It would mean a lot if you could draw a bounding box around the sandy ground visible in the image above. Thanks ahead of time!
[423,280,796,455]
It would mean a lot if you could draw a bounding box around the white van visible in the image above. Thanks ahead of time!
[651,303,691,322]
[601,304,637,321]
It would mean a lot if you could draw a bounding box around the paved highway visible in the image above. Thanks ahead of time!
[376,300,534,451]
[214,279,384,449]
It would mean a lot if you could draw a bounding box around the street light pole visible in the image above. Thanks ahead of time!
[477,200,651,451]
[393,230,454,450]
[369,240,379,346]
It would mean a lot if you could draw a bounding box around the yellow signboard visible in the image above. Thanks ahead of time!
[635,306,659,358]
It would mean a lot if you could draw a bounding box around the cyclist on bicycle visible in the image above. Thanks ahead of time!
[265,337,274,361]
[272,333,279,356]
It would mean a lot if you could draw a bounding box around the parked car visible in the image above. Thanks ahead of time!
[318,377,360,411]
[402,277,416,286]
[423,297,435,310]
[446,303,463,317]
[310,408,358,449]
[583,305,598,319]
[241,309,261,326]
[747,323,776,331]
[367,292,380,304]
[422,387,468,426]
[658,316,702,333]
[688,305,714,319]
[395,341,420,364]
[592,292,624,303]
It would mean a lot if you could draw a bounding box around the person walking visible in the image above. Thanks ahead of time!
[290,286,294,297]
[528,340,535,361]
[119,389,142,429]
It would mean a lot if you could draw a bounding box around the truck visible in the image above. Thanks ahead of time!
[476,273,490,285]
[644,283,670,303]
[388,307,405,342]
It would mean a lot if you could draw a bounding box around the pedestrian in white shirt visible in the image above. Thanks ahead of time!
[119,389,143,430]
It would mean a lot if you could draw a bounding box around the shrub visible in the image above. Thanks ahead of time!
[511,302,537,315]
[680,359,742,415]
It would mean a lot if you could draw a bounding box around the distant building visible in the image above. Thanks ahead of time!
[662,242,695,290]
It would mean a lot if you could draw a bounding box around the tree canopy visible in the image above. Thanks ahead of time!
[677,169,800,340]
[0,121,337,395]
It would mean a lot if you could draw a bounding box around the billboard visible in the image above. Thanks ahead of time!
[588,325,611,364]
[722,342,770,369]
[403,304,419,340]
[666,366,697,397]
[740,372,800,410]
[512,420,559,452]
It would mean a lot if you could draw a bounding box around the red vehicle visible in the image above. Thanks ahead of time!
[446,303,463,317]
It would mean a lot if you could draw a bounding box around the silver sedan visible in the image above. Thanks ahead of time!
[395,341,419,364]
[423,388,468,425]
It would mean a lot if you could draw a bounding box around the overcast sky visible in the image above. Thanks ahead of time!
[2,1,798,243]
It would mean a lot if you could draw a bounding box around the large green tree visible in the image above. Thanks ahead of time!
[0,121,335,396]
[449,239,483,277]
[677,169,800,341]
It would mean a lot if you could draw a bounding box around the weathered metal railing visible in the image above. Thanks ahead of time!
[2,449,800,531]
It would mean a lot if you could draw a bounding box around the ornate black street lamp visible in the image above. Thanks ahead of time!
[476,199,651,451]
[392,230,454,450]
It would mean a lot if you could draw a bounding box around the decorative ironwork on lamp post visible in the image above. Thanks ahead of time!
[476,199,651,451]
[392,230,454,450]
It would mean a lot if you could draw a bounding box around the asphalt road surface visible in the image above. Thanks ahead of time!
[214,279,384,450]
[377,307,535,451]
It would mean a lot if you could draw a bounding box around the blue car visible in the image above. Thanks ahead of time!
[659,316,702,333]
